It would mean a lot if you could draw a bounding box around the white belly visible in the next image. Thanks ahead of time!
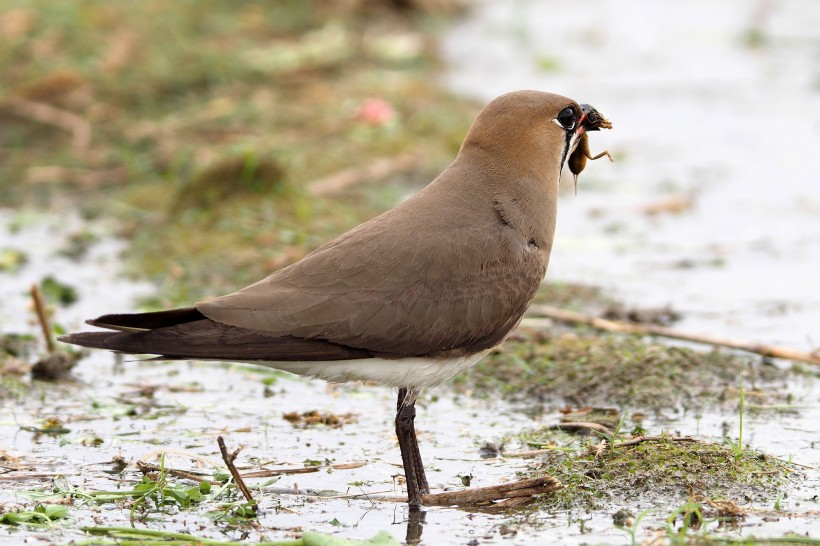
[247,350,490,389]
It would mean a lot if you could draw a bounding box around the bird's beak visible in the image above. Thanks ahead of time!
[578,104,612,134]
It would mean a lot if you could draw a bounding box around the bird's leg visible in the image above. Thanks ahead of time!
[396,387,428,508]
[400,387,429,495]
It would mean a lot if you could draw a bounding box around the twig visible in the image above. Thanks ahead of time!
[524,305,820,366]
[379,476,562,506]
[80,526,301,545]
[30,284,54,354]
[320,488,395,500]
[611,435,700,449]
[216,436,257,512]
[138,449,217,469]
[138,457,366,482]
[135,461,220,485]
[25,166,129,189]
[307,153,419,195]
[773,457,816,470]
[552,421,615,436]
[241,460,366,478]
[3,97,91,152]
[0,473,64,481]
[502,449,557,458]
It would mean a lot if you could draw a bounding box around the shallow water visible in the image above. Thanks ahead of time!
[0,214,817,543]
[442,0,820,350]
[438,0,820,540]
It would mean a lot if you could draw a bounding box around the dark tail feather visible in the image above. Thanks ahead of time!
[60,330,149,352]
[85,307,204,332]
[59,317,375,361]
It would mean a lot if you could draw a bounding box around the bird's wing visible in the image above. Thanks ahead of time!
[197,201,546,358]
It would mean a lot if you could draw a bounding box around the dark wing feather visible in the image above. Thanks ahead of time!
[86,307,203,332]
[60,317,374,360]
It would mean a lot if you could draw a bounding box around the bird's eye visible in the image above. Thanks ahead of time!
[555,107,577,130]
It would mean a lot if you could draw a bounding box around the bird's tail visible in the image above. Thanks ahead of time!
[59,307,204,352]
[58,306,374,361]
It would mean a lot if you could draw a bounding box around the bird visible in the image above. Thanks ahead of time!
[60,90,612,508]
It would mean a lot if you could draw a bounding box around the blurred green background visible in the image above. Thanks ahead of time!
[0,0,474,304]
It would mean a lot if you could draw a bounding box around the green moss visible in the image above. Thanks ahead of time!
[461,332,769,413]
[528,435,791,512]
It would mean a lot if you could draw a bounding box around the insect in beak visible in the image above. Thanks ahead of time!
[568,104,614,194]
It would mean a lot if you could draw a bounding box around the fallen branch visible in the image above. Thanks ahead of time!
[308,153,419,195]
[379,476,562,507]
[217,436,257,512]
[552,421,615,436]
[524,304,820,366]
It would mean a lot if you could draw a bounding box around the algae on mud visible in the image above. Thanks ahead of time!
[460,328,776,413]
[525,434,791,512]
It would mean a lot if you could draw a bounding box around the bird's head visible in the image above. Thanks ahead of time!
[460,90,611,184]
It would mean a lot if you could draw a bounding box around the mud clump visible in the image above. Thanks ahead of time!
[528,436,791,512]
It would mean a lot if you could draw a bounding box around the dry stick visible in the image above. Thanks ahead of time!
[0,473,63,481]
[138,459,365,482]
[421,476,562,507]
[502,449,556,459]
[525,304,820,366]
[3,98,91,152]
[612,435,700,449]
[216,436,257,512]
[552,421,615,436]
[308,154,419,195]
[136,461,220,485]
[241,460,366,478]
[30,284,54,355]
[378,476,562,507]
[25,166,129,189]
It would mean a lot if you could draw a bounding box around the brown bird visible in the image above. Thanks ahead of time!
[60,91,611,508]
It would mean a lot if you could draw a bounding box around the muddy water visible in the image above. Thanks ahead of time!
[0,213,544,545]
[0,212,551,544]
[1,219,817,543]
